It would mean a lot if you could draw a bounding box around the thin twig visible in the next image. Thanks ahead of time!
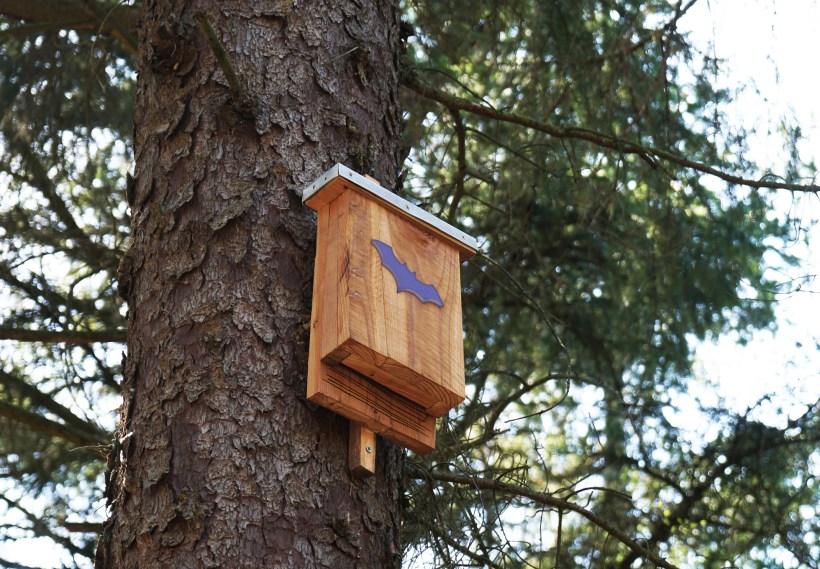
[412,469,682,569]
[477,252,571,358]
[448,109,467,222]
[323,45,360,65]
[0,399,108,447]
[82,0,137,54]
[61,521,104,533]
[403,74,820,193]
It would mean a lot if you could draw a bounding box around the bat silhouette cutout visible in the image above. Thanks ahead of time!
[371,239,444,308]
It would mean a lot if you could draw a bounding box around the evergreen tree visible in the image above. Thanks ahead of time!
[0,1,817,567]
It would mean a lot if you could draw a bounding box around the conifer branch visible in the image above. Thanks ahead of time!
[447,109,467,223]
[194,13,242,96]
[417,515,504,569]
[0,494,89,557]
[411,469,681,569]
[403,74,820,194]
[454,372,571,450]
[0,265,68,312]
[0,18,87,39]
[0,326,126,344]
[61,521,104,533]
[0,554,40,569]
[0,0,139,54]
[80,0,137,54]
[194,12,254,114]
[0,399,109,447]
[0,369,111,439]
[618,416,820,569]
[8,135,120,269]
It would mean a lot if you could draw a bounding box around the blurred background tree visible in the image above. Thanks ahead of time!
[0,0,817,567]
[0,7,133,566]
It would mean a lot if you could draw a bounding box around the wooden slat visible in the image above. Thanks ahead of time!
[349,423,376,477]
[304,166,476,454]
[307,359,436,455]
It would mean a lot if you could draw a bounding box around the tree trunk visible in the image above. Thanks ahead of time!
[96,1,405,567]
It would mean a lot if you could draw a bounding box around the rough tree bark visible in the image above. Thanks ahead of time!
[96,1,405,567]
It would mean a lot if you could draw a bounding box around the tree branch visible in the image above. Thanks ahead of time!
[447,108,467,222]
[0,398,108,447]
[194,13,241,96]
[0,369,110,440]
[0,264,68,312]
[456,372,571,450]
[194,11,254,114]
[0,493,90,558]
[0,0,139,54]
[618,420,820,568]
[15,143,109,260]
[410,469,681,569]
[61,521,104,533]
[0,326,126,344]
[80,0,137,53]
[419,515,504,569]
[402,74,820,194]
[2,131,121,271]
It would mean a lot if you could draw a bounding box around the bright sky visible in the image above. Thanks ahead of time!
[681,0,820,422]
[2,2,819,568]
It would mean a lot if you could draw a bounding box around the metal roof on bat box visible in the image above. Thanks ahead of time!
[302,163,477,260]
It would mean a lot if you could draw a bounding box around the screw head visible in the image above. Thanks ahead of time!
[365,445,372,453]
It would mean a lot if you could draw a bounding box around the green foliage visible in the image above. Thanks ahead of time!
[0,1,817,568]
[0,14,131,567]
[401,0,818,567]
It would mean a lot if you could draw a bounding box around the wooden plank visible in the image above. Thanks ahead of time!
[305,200,330,399]
[348,423,376,477]
[304,165,475,449]
[319,189,466,417]
[335,342,462,417]
[307,359,436,455]
[306,189,437,454]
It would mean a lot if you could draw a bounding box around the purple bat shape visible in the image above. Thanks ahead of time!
[371,239,444,308]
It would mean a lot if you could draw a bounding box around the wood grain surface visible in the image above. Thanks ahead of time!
[313,187,466,417]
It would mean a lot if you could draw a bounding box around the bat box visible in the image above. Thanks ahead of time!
[303,164,476,453]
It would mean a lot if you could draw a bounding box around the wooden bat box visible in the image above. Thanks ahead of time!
[303,164,476,453]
